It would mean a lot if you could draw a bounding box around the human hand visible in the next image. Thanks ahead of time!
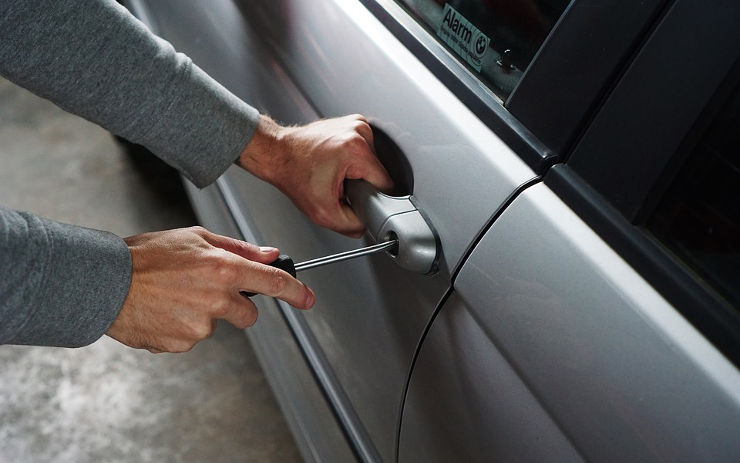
[106,226,314,353]
[238,114,394,237]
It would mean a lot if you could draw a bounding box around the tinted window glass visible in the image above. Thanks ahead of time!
[648,80,740,309]
[396,0,570,98]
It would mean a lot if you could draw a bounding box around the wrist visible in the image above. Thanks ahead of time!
[238,115,289,183]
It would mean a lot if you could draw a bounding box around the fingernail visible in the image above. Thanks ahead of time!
[259,246,277,253]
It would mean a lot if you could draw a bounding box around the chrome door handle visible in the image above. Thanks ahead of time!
[345,180,439,274]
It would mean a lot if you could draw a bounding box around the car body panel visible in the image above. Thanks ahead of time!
[400,183,740,462]
[129,0,535,460]
[123,0,740,461]
[399,291,584,462]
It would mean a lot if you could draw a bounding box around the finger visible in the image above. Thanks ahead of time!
[314,195,365,237]
[239,262,315,309]
[335,202,365,238]
[201,230,280,263]
[295,190,363,238]
[348,113,368,123]
[347,152,395,193]
[221,294,259,329]
[354,120,375,149]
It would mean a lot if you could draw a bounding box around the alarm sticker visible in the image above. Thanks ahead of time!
[437,4,490,72]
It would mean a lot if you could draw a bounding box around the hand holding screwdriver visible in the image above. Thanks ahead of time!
[107,227,315,353]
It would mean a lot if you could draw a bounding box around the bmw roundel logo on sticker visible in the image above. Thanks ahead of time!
[474,33,488,57]
[437,3,491,72]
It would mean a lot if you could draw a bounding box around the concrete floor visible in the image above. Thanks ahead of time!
[0,78,301,462]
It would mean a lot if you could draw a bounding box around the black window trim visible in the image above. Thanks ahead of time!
[357,0,667,173]
[545,0,740,367]
[567,0,740,222]
[507,0,672,157]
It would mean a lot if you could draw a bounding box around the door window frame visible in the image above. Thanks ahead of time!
[358,0,669,171]
[547,0,740,365]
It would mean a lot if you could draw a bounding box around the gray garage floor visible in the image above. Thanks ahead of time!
[0,78,301,462]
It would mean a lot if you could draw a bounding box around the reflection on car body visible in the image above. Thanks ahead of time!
[123,0,740,461]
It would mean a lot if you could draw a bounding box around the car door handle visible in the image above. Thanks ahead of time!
[345,180,439,274]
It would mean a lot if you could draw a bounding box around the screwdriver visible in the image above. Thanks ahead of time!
[241,240,398,297]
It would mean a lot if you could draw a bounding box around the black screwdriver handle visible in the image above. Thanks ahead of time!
[267,255,297,278]
[240,255,297,298]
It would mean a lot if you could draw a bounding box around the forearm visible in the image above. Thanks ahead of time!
[0,0,259,187]
[0,208,131,347]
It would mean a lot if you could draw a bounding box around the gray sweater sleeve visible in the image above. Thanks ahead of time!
[0,209,132,347]
[0,0,260,187]
[0,0,261,346]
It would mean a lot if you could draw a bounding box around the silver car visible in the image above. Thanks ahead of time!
[122,0,740,461]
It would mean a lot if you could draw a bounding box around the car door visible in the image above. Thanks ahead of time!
[123,1,538,459]
[400,1,740,461]
[122,0,693,461]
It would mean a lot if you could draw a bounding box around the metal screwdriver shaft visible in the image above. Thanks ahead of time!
[242,240,399,297]
[294,240,398,272]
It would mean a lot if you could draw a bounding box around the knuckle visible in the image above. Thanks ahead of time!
[211,298,230,318]
[210,256,238,282]
[245,311,258,328]
[189,225,207,236]
[241,241,259,254]
[348,133,367,149]
[353,120,368,131]
[338,133,364,152]
[240,306,259,329]
[190,323,214,341]
[267,268,288,295]
[162,339,193,353]
[311,207,332,228]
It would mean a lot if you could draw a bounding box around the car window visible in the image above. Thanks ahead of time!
[396,0,571,98]
[647,78,740,310]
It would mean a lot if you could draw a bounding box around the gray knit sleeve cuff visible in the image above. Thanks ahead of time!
[1,212,132,348]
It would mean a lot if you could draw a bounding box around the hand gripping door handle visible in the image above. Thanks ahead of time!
[345,180,439,275]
